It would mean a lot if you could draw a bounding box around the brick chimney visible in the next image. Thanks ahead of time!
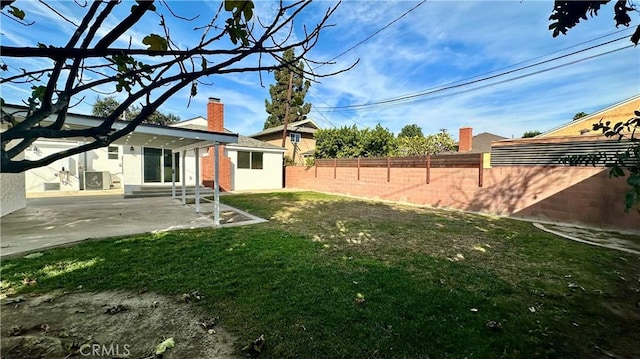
[207,97,224,132]
[202,97,232,191]
[458,127,473,153]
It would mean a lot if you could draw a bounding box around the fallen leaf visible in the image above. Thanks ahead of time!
[9,325,23,336]
[486,320,502,330]
[200,316,219,330]
[470,308,478,312]
[22,277,37,286]
[104,304,127,315]
[2,296,26,305]
[155,337,175,355]
[529,307,536,313]
[242,334,265,356]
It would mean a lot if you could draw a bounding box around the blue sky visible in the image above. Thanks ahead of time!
[1,1,638,140]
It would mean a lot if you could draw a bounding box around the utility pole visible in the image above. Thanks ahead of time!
[281,70,294,148]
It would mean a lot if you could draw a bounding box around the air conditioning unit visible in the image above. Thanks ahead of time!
[84,171,111,190]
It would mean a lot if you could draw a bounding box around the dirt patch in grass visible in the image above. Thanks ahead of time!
[1,291,240,359]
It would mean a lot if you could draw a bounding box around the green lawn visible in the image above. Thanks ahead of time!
[2,191,639,358]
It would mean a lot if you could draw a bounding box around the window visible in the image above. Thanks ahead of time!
[251,152,263,169]
[290,132,301,143]
[108,146,119,160]
[237,151,263,169]
[238,151,251,169]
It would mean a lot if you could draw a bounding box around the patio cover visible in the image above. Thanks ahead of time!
[2,104,238,225]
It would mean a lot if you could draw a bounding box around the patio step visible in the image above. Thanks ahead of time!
[124,186,214,199]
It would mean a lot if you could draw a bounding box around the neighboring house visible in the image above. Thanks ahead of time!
[171,99,286,191]
[490,95,640,166]
[537,94,640,138]
[10,97,284,201]
[250,119,320,165]
[455,127,507,153]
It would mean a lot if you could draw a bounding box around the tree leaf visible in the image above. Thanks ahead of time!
[631,25,640,46]
[609,166,625,178]
[142,34,168,51]
[627,173,640,187]
[31,86,46,101]
[9,6,25,20]
[624,189,639,212]
[190,82,197,97]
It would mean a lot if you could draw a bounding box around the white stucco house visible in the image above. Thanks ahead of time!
[172,116,286,192]
[1,98,285,217]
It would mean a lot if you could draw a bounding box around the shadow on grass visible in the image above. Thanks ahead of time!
[1,191,639,358]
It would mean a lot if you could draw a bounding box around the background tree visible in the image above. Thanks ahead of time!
[549,0,640,44]
[573,112,589,121]
[92,96,180,125]
[522,130,542,138]
[314,125,362,159]
[0,1,350,173]
[394,130,455,156]
[314,124,395,159]
[398,124,423,138]
[361,124,396,157]
[263,48,311,130]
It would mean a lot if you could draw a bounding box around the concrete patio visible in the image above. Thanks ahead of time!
[0,194,266,259]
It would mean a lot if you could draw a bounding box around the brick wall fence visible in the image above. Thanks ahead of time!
[285,165,639,231]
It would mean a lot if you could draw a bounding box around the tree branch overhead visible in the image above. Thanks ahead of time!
[0,0,353,173]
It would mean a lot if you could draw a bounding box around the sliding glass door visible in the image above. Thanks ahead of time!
[143,148,180,183]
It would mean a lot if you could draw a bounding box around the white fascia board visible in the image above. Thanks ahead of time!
[65,115,238,144]
[226,145,286,153]
[3,104,238,145]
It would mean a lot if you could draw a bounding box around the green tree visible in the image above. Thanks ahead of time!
[93,97,180,126]
[394,130,455,156]
[264,48,311,130]
[549,1,639,44]
[92,96,138,121]
[314,124,395,159]
[398,124,423,138]
[573,112,589,121]
[522,130,542,138]
[0,1,346,173]
[315,125,357,159]
[361,124,396,157]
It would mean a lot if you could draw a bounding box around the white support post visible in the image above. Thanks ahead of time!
[171,152,176,199]
[213,142,220,226]
[194,147,200,213]
[181,150,187,205]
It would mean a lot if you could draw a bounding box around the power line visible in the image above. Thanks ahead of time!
[308,91,363,128]
[314,0,427,69]
[371,27,635,102]
[323,45,633,114]
[316,35,631,111]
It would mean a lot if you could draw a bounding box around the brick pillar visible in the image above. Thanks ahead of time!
[202,97,233,191]
[459,127,473,153]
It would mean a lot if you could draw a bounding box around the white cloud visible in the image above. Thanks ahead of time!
[3,0,637,141]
